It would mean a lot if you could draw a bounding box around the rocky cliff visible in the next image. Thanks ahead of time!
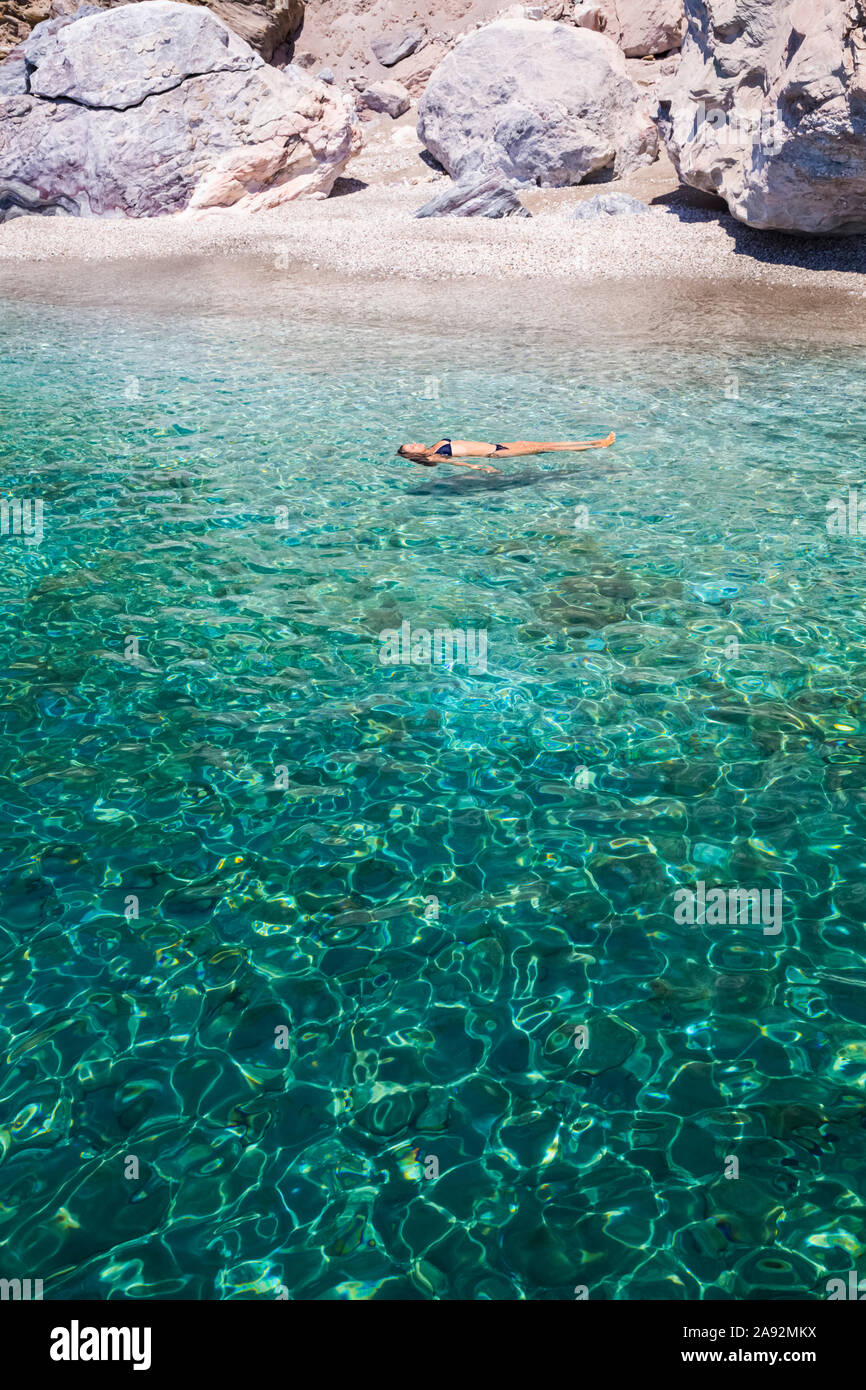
[659,0,866,233]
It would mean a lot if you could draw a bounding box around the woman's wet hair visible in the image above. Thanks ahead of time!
[397,445,437,466]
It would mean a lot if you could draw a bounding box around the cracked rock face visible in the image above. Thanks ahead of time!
[0,0,361,218]
[417,18,659,187]
[658,0,866,233]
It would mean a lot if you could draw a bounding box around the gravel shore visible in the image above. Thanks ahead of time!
[3,112,866,297]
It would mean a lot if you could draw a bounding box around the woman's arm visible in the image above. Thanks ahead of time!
[423,444,499,472]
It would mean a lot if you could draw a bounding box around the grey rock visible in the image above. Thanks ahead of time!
[417,18,658,188]
[414,173,531,218]
[45,0,306,63]
[658,0,866,233]
[0,51,25,95]
[571,192,650,219]
[0,0,100,92]
[0,1,360,219]
[317,67,335,84]
[31,4,104,40]
[361,79,410,119]
[27,2,258,108]
[370,27,424,68]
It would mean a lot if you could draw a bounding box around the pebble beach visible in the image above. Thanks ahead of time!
[4,122,866,298]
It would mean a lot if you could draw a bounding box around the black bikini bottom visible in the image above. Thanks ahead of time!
[434,439,507,457]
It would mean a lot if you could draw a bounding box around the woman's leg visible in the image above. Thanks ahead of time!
[496,433,615,457]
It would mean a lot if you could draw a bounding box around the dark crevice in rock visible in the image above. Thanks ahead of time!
[25,59,256,112]
[711,20,745,44]
[779,87,842,124]
[785,29,805,66]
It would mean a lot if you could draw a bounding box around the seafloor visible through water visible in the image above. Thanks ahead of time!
[1,267,866,1300]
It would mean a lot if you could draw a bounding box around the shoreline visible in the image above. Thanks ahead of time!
[6,183,866,285]
[2,122,866,307]
[3,254,866,350]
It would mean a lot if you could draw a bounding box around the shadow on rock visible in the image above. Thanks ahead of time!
[330,176,369,197]
[650,186,729,224]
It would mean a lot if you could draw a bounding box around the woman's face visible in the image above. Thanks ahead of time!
[399,443,432,464]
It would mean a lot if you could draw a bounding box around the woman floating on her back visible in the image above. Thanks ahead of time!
[397,432,615,473]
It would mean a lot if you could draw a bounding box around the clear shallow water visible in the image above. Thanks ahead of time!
[2,284,866,1300]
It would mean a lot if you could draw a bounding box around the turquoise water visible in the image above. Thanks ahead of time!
[2,285,866,1300]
